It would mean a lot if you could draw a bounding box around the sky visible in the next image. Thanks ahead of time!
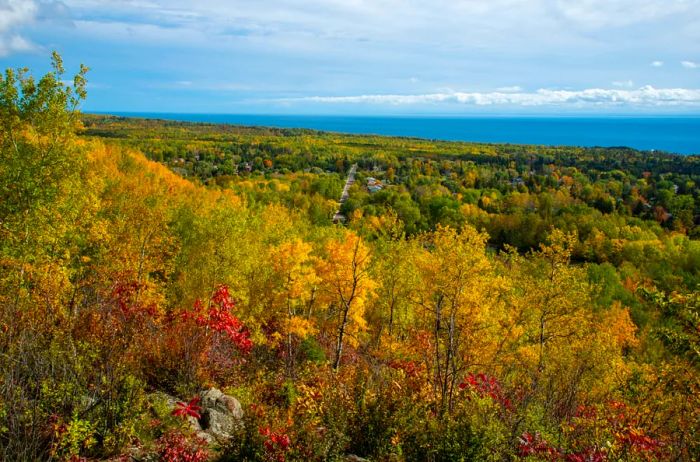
[0,0,699,114]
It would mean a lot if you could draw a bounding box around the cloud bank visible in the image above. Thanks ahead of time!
[2,0,698,112]
[285,86,700,107]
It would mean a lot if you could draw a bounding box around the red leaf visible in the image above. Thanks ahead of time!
[172,396,203,420]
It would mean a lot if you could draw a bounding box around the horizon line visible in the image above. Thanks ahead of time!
[87,111,700,118]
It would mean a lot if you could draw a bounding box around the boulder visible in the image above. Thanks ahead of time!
[150,388,243,443]
[198,388,244,442]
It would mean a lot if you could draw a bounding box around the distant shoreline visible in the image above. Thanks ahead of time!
[87,112,700,155]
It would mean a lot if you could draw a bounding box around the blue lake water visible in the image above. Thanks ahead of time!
[104,113,700,155]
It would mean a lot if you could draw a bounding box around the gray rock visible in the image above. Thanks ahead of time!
[198,388,244,441]
[149,388,243,443]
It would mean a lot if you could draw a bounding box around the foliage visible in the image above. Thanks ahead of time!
[152,430,209,462]
[1,56,699,461]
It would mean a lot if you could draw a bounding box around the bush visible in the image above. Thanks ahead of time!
[149,430,209,462]
[299,337,326,363]
[401,416,482,462]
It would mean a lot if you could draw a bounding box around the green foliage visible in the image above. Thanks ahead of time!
[299,336,326,363]
[0,51,88,222]
[82,115,700,294]
[644,288,700,368]
[401,416,482,462]
[51,415,97,460]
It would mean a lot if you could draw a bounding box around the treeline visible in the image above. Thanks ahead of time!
[1,57,699,461]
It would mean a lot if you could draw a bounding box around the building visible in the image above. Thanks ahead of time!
[367,177,383,193]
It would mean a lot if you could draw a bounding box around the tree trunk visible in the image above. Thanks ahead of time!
[333,301,350,369]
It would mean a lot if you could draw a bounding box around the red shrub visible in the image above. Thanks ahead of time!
[518,432,559,459]
[459,372,512,410]
[259,426,291,462]
[155,431,209,462]
[183,285,252,354]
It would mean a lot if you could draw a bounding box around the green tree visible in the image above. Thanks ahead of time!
[0,51,88,221]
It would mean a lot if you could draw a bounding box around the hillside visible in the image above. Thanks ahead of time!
[1,58,699,461]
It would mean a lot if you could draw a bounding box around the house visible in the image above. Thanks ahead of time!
[367,177,383,193]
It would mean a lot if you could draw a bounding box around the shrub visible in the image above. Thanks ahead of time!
[401,415,482,462]
[151,430,209,462]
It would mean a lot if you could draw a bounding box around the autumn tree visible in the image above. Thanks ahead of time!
[0,51,87,222]
[0,53,96,460]
[369,236,420,347]
[268,238,320,373]
[317,232,374,369]
[506,229,638,440]
[0,52,89,317]
[413,225,507,414]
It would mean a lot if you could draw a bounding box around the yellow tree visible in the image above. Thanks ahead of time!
[506,231,589,417]
[317,232,374,369]
[370,237,421,345]
[96,148,178,313]
[268,238,320,373]
[414,225,507,414]
[169,200,292,333]
[507,229,635,429]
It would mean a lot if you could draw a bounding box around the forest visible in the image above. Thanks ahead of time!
[1,56,699,461]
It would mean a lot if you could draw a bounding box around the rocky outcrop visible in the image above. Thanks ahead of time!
[198,388,244,442]
[151,387,243,443]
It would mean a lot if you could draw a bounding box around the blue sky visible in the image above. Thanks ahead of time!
[1,0,699,114]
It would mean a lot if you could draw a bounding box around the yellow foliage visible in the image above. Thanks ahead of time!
[602,302,640,350]
[288,315,317,338]
[317,232,375,365]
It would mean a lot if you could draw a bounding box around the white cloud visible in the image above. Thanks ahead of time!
[0,0,40,56]
[651,60,664,67]
[681,60,698,68]
[283,86,700,107]
[58,0,699,54]
[0,0,37,31]
[28,1,700,83]
[0,33,35,56]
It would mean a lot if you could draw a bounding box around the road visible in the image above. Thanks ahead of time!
[332,163,357,223]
